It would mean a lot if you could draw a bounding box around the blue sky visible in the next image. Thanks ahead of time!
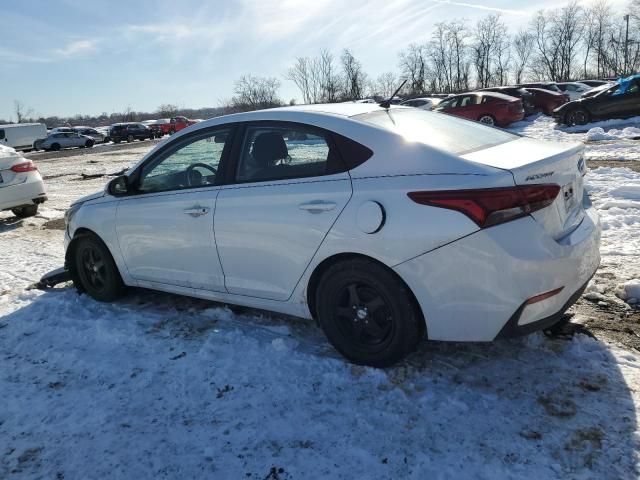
[0,0,622,119]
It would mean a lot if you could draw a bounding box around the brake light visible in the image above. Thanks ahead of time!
[10,161,37,173]
[407,184,560,228]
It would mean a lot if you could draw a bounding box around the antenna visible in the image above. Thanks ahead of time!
[379,79,407,109]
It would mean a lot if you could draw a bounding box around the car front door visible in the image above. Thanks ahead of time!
[214,122,352,301]
[592,81,640,118]
[115,127,234,291]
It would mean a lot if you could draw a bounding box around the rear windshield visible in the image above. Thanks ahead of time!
[354,109,518,155]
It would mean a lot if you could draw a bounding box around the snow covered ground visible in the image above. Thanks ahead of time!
[1,121,640,479]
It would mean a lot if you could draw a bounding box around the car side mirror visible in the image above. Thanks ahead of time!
[108,175,131,196]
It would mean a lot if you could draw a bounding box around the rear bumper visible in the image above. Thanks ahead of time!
[393,203,601,342]
[0,176,47,210]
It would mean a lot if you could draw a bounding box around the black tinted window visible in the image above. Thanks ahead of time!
[0,129,4,140]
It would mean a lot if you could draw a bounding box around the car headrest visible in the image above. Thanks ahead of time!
[252,132,288,168]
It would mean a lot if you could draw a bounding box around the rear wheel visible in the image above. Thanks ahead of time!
[565,108,590,126]
[72,234,125,302]
[11,204,38,218]
[478,114,495,126]
[127,134,134,143]
[315,258,424,367]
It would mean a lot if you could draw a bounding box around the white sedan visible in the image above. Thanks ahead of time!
[36,132,95,151]
[60,103,601,366]
[555,82,593,101]
[0,145,47,217]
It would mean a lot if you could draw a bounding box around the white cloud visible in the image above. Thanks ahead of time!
[54,39,98,57]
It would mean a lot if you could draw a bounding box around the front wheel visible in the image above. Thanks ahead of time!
[127,134,134,143]
[478,114,495,126]
[72,234,125,302]
[85,140,94,148]
[565,108,590,126]
[316,258,424,367]
[12,204,38,218]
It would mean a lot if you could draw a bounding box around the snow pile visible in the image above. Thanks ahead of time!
[585,167,640,257]
[616,279,640,305]
[586,126,640,142]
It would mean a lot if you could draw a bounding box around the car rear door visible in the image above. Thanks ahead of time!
[115,127,235,291]
[214,122,352,301]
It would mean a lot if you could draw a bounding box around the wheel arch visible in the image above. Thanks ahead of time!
[305,252,427,337]
[65,228,121,285]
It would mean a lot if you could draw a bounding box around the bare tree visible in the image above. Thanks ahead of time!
[14,100,33,123]
[288,57,315,104]
[472,14,510,88]
[374,72,397,98]
[341,49,367,100]
[231,75,282,111]
[398,43,428,95]
[157,104,178,118]
[318,49,340,103]
[513,30,534,83]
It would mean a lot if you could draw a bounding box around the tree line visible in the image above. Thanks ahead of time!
[2,0,638,125]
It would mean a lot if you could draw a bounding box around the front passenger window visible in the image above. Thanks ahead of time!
[139,129,230,193]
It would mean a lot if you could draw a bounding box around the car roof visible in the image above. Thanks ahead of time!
[522,87,562,96]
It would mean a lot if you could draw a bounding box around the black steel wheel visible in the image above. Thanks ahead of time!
[72,234,125,302]
[316,258,424,367]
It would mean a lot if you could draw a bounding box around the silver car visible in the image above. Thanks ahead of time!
[36,132,95,151]
[73,127,106,143]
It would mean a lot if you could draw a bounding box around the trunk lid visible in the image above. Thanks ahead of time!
[462,137,586,239]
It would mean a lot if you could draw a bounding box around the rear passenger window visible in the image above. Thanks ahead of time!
[236,125,337,183]
[0,129,4,140]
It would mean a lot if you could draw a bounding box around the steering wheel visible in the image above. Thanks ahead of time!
[186,163,217,187]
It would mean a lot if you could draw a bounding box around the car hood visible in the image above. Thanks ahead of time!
[71,190,105,206]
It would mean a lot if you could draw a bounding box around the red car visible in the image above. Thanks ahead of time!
[433,92,525,127]
[151,116,197,137]
[523,88,569,115]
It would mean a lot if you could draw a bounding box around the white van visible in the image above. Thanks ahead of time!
[0,123,48,151]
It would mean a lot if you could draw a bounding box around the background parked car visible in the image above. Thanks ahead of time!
[477,87,536,116]
[152,116,196,136]
[522,88,568,115]
[73,127,106,144]
[109,123,155,143]
[554,75,640,125]
[0,123,47,151]
[555,82,593,100]
[36,132,95,151]
[400,97,440,110]
[576,79,609,88]
[433,91,525,126]
[581,82,614,98]
[0,145,47,217]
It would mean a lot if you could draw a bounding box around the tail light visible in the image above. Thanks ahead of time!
[407,184,560,228]
[10,160,38,173]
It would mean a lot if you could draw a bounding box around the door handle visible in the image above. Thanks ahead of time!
[298,200,337,213]
[184,206,210,217]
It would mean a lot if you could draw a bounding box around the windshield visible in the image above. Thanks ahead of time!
[354,109,518,155]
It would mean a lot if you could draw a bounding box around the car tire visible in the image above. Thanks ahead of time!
[565,108,590,126]
[32,142,39,151]
[169,129,175,135]
[85,140,94,148]
[11,204,38,218]
[51,143,61,151]
[71,234,125,302]
[478,114,495,126]
[315,258,424,367]
[127,134,134,143]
